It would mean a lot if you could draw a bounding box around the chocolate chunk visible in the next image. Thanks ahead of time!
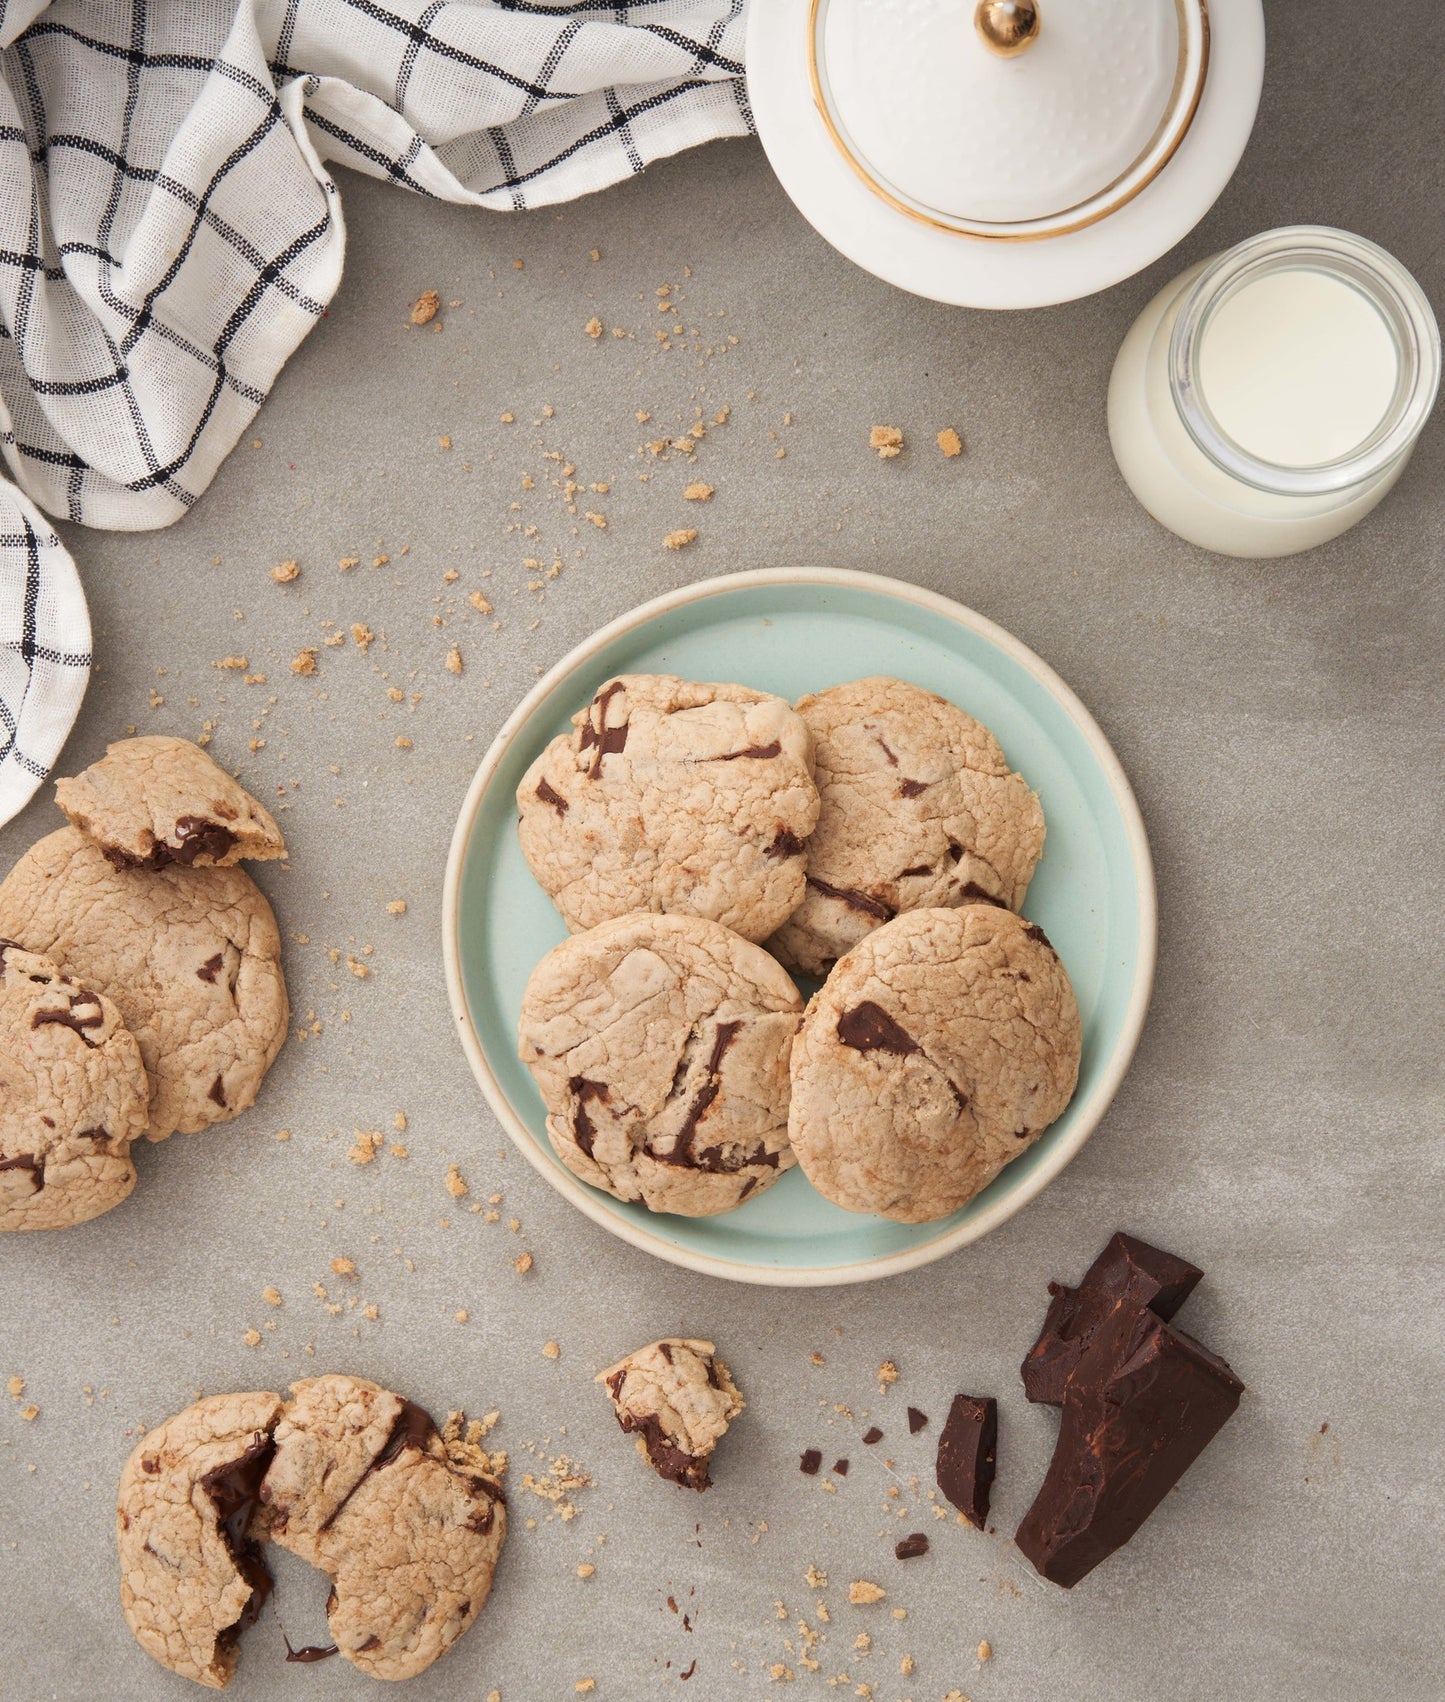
[579,681,629,776]
[894,1532,929,1560]
[898,864,933,878]
[906,1406,928,1434]
[0,1153,43,1193]
[1021,1233,1204,1406]
[284,1640,338,1663]
[806,875,893,922]
[799,1449,822,1475]
[862,1426,883,1445]
[765,828,806,859]
[569,1077,610,1159]
[833,1458,849,1476]
[958,881,1005,907]
[1015,1300,1243,1588]
[535,777,569,815]
[172,817,236,865]
[31,994,103,1047]
[936,1394,997,1530]
[311,1399,446,1533]
[197,951,226,983]
[836,1001,919,1057]
[897,778,929,798]
[702,741,782,762]
[1022,921,1054,951]
[208,1073,227,1107]
[623,1412,709,1490]
[199,1431,277,1647]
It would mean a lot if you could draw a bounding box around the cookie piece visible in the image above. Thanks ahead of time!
[597,1339,743,1490]
[518,912,802,1216]
[117,1390,284,1690]
[767,677,1045,975]
[56,736,285,868]
[259,1375,505,1682]
[0,827,288,1141]
[517,674,819,941]
[0,941,148,1230]
[788,906,1081,1221]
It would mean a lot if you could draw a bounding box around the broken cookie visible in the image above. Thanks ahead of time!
[0,827,288,1141]
[517,674,819,942]
[597,1338,743,1490]
[518,912,800,1215]
[788,905,1081,1220]
[117,1389,284,1690]
[56,735,285,869]
[0,940,148,1231]
[767,677,1044,977]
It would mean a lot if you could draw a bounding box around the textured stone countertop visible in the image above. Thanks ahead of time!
[1,4,1441,1698]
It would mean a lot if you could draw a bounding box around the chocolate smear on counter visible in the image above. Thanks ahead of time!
[1021,1232,1203,1406]
[535,777,569,815]
[936,1394,997,1530]
[836,1001,919,1057]
[807,875,893,922]
[284,1639,338,1664]
[799,1449,822,1475]
[907,1406,928,1434]
[894,1533,929,1560]
[200,1432,277,1649]
[1015,1299,1242,1588]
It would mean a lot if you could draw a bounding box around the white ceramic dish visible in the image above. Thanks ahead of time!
[442,568,1157,1287]
[747,0,1266,309]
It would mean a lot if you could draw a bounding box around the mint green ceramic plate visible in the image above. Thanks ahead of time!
[442,568,1155,1287]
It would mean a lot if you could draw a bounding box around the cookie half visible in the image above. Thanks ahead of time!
[0,827,288,1140]
[0,941,148,1231]
[789,906,1081,1221]
[259,1376,505,1682]
[597,1338,744,1490]
[117,1390,284,1691]
[519,912,801,1216]
[56,735,285,868]
[517,674,819,942]
[768,677,1045,975]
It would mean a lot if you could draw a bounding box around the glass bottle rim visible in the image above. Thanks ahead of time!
[1169,225,1441,497]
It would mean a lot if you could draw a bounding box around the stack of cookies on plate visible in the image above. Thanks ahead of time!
[516,674,1081,1224]
[0,737,289,1232]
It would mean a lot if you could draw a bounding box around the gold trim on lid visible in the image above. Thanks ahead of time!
[809,0,1211,245]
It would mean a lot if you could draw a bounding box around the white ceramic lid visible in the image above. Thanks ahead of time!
[813,0,1210,239]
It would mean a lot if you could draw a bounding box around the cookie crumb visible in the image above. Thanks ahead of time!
[386,900,407,915]
[577,1562,595,1578]
[849,1581,885,1605]
[977,1640,991,1662]
[663,528,698,550]
[584,316,603,339]
[242,1330,261,1349]
[291,648,318,675]
[348,1130,381,1166]
[411,289,440,325]
[869,425,904,459]
[444,1164,469,1199]
[270,559,300,583]
[261,1287,283,1307]
[330,1257,357,1278]
[575,1682,596,1695]
[878,1361,899,1390]
[19,1403,39,1422]
[937,427,964,458]
[445,646,464,675]
[683,482,714,501]
[542,1341,561,1360]
[805,1564,828,1589]
[513,1252,534,1274]
[455,1309,470,1324]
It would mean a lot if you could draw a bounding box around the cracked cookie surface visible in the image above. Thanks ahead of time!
[518,912,802,1216]
[56,736,285,869]
[0,827,288,1141]
[597,1338,743,1490]
[789,906,1081,1221]
[0,940,148,1230]
[259,1375,505,1682]
[517,674,819,942]
[767,677,1045,976]
[117,1390,284,1690]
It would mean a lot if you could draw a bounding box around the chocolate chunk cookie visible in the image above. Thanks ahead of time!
[789,906,1081,1221]
[0,941,148,1231]
[56,735,285,869]
[117,1390,285,1690]
[0,827,288,1141]
[518,912,801,1216]
[767,677,1045,976]
[259,1376,505,1682]
[517,674,819,942]
[597,1339,744,1490]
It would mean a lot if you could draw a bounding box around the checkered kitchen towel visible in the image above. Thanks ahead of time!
[0,0,751,824]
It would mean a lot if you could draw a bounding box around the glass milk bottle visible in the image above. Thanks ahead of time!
[1108,227,1440,557]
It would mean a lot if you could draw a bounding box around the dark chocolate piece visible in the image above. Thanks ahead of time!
[836,1001,918,1057]
[579,681,628,776]
[0,1153,42,1193]
[1014,1300,1243,1589]
[284,1640,338,1663]
[701,741,782,762]
[894,1532,929,1559]
[1021,1233,1204,1405]
[862,1426,883,1445]
[806,875,893,922]
[568,1077,610,1159]
[935,1394,997,1530]
[199,1431,277,1650]
[799,1449,822,1475]
[897,778,929,798]
[197,952,226,983]
[906,1406,928,1434]
[31,994,103,1047]
[764,828,806,859]
[535,777,569,815]
[833,1458,849,1477]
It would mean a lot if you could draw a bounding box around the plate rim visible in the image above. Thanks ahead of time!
[441,566,1157,1287]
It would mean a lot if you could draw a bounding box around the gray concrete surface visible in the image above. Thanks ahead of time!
[2,4,1442,1698]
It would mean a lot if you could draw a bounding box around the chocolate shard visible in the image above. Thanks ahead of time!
[894,1532,929,1559]
[1014,1300,1243,1589]
[799,1448,822,1475]
[935,1394,997,1530]
[906,1406,928,1434]
[1021,1232,1204,1406]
